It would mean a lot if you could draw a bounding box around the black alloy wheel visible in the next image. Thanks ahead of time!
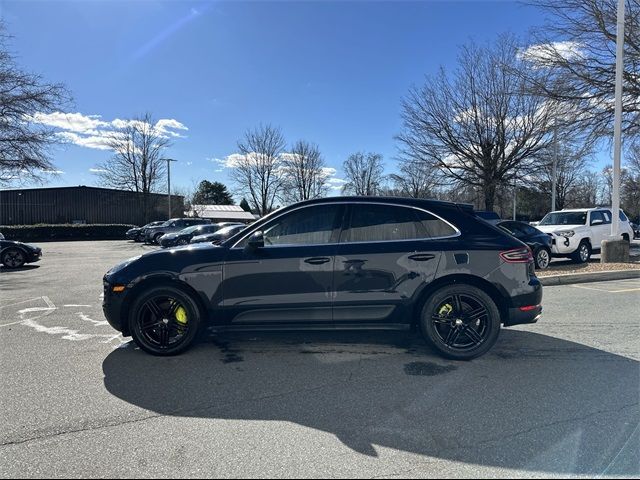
[129,285,201,355]
[420,284,500,360]
[1,248,26,269]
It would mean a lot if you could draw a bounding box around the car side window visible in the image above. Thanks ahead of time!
[601,211,612,224]
[343,204,422,243]
[590,211,605,225]
[259,204,341,246]
[414,210,458,238]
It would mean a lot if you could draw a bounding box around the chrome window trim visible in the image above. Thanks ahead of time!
[230,201,461,249]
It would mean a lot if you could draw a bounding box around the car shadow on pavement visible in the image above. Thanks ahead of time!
[102,330,639,476]
[0,265,40,273]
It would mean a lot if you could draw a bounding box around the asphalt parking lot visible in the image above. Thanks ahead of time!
[1,241,638,478]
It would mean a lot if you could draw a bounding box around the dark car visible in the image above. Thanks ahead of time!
[190,224,247,245]
[1,239,42,268]
[126,221,165,242]
[497,221,553,270]
[159,223,241,248]
[631,222,640,239]
[475,211,501,225]
[103,197,542,361]
[144,218,211,244]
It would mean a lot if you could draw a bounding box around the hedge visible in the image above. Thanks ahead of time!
[0,224,137,242]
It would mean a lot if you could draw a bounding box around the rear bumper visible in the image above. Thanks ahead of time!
[503,277,543,327]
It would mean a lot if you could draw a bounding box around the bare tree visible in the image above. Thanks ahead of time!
[94,113,169,220]
[531,135,594,210]
[0,24,70,185]
[230,124,286,216]
[342,152,384,196]
[525,0,640,140]
[623,143,640,220]
[281,140,328,203]
[397,36,555,211]
[388,157,441,199]
[572,170,602,207]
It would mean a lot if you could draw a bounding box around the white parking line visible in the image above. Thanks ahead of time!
[570,278,640,293]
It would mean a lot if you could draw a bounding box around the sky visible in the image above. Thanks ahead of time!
[0,0,600,201]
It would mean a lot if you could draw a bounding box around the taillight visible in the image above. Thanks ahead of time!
[500,247,533,263]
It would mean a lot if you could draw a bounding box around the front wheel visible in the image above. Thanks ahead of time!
[129,285,202,356]
[419,284,501,361]
[1,248,26,268]
[534,247,551,270]
[571,241,591,264]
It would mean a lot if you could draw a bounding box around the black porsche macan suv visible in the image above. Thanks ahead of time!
[103,197,542,360]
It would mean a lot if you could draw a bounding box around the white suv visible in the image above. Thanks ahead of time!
[536,208,634,263]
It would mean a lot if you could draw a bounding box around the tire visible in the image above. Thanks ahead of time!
[571,240,591,264]
[129,285,202,356]
[419,284,501,361]
[153,233,164,244]
[177,238,188,246]
[534,247,551,270]
[1,248,26,269]
[622,233,630,243]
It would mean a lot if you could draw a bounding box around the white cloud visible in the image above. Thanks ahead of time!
[89,168,108,173]
[31,112,188,151]
[520,41,583,65]
[40,169,64,175]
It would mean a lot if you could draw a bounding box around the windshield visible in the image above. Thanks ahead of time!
[179,225,200,235]
[217,225,245,236]
[539,212,587,226]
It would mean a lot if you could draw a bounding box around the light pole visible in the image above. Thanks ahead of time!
[611,0,625,238]
[162,158,177,219]
[551,122,558,212]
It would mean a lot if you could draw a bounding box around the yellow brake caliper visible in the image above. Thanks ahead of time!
[173,303,188,329]
[439,303,453,317]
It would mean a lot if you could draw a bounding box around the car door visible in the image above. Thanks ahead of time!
[221,203,345,326]
[589,211,608,249]
[332,203,447,326]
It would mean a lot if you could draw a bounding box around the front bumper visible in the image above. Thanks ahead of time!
[26,249,42,263]
[549,234,579,256]
[102,278,129,336]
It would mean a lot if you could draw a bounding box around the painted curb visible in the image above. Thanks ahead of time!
[539,269,640,286]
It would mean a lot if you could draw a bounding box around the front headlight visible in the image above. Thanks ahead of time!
[555,230,575,238]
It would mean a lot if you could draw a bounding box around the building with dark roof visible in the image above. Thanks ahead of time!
[0,186,184,226]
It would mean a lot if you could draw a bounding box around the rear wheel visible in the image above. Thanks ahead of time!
[129,285,202,356]
[571,240,591,264]
[153,233,164,244]
[1,248,26,268]
[534,247,551,270]
[622,233,630,243]
[419,284,501,361]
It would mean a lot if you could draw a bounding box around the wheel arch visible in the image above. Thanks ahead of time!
[412,274,509,328]
[120,274,209,336]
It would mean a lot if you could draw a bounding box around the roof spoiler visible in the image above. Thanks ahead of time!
[456,203,475,212]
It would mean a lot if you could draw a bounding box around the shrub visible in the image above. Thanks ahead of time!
[0,224,137,242]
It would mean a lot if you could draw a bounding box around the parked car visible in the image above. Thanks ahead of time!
[497,221,553,269]
[159,223,241,248]
[103,197,542,361]
[190,224,247,245]
[475,211,501,225]
[536,208,635,263]
[1,239,42,268]
[126,221,165,242]
[144,218,211,244]
[631,222,640,239]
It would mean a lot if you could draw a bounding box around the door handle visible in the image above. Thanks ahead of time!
[408,253,436,262]
[304,257,331,265]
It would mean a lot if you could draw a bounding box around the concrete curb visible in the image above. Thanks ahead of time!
[539,269,640,286]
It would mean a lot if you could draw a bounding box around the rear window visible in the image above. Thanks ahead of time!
[343,204,419,243]
[342,204,457,242]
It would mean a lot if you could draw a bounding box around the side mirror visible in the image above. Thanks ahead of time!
[247,231,265,250]
[591,219,603,226]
